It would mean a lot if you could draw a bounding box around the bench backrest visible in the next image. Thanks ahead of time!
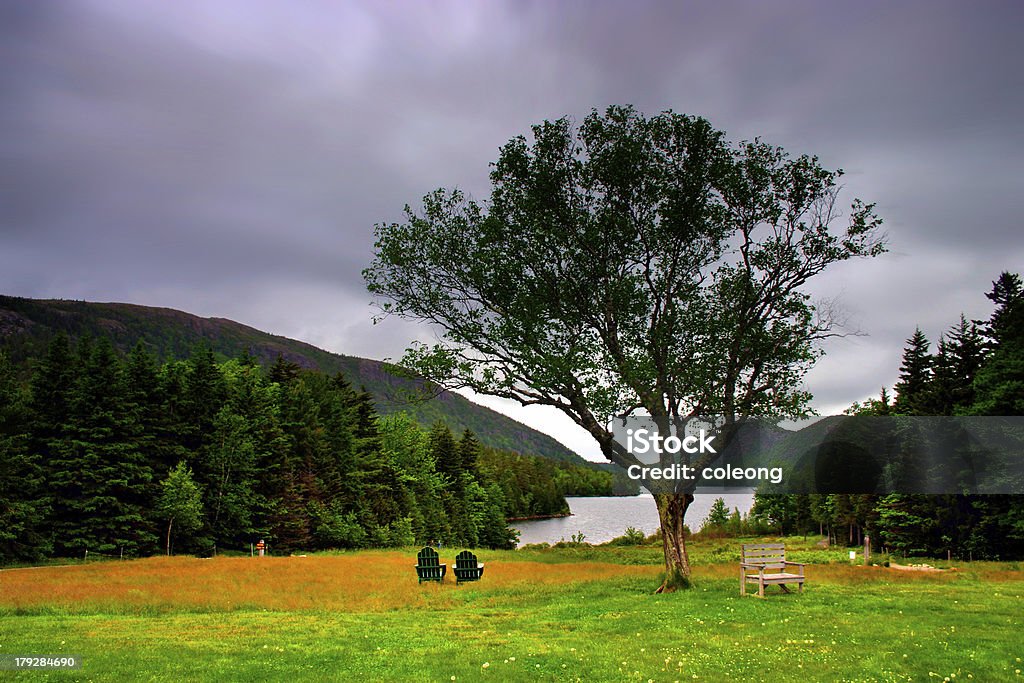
[455,550,478,569]
[417,547,441,567]
[742,543,786,570]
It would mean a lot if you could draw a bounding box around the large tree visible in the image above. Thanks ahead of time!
[364,105,884,591]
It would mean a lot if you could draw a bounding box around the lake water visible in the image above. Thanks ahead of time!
[512,490,755,546]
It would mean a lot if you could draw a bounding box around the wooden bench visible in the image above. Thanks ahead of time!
[415,546,447,583]
[453,550,484,583]
[740,543,805,597]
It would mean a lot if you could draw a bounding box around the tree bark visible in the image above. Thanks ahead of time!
[654,491,694,593]
[166,517,174,556]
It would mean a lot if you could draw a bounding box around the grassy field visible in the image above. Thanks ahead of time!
[1,538,1022,681]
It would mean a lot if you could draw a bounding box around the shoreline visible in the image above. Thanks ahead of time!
[507,512,573,521]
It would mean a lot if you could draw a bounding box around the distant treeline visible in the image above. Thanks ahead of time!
[0,337,613,563]
[751,272,1024,560]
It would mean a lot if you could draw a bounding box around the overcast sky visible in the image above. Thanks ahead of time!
[2,1,1022,459]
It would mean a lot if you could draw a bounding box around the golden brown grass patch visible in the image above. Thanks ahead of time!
[0,554,658,613]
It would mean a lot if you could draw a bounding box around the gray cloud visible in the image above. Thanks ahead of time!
[2,0,1022,459]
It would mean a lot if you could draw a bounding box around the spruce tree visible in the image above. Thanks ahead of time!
[971,272,1024,415]
[51,336,156,557]
[925,336,957,415]
[430,422,462,484]
[269,355,302,385]
[224,359,288,544]
[430,422,471,543]
[271,376,323,552]
[28,333,76,446]
[980,272,1023,347]
[706,497,730,528]
[874,387,892,415]
[946,315,985,412]
[893,328,933,415]
[0,351,50,562]
[457,429,482,475]
[181,342,228,453]
[125,342,176,532]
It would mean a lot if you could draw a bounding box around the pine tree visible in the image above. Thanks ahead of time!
[477,482,517,549]
[430,422,462,484]
[893,328,933,415]
[971,272,1024,415]
[946,315,985,412]
[125,342,178,532]
[430,422,471,543]
[336,386,413,544]
[28,333,76,446]
[271,376,323,552]
[457,429,482,475]
[269,355,302,385]
[0,351,50,562]
[875,387,892,415]
[181,342,228,453]
[925,336,957,415]
[877,494,938,556]
[706,497,730,527]
[224,359,288,544]
[979,272,1023,347]
[51,336,156,557]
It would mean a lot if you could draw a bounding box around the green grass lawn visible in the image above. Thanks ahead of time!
[2,538,1022,681]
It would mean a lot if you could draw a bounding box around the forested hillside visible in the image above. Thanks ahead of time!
[0,338,615,563]
[0,295,601,467]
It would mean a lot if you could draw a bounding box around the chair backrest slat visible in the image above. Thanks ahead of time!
[417,547,440,567]
[742,543,786,566]
[456,550,477,568]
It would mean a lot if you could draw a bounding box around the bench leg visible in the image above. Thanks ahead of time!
[740,569,745,596]
[758,579,765,598]
[780,584,791,594]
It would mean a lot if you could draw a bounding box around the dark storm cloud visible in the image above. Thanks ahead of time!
[2,0,1022,458]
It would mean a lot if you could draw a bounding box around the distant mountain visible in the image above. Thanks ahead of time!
[0,295,597,468]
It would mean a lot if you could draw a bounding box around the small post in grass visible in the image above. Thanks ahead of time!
[864,535,870,565]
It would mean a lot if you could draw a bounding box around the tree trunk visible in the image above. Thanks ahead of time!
[166,517,174,556]
[653,491,693,593]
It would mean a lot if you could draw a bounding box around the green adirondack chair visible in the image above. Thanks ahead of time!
[415,546,446,583]
[453,550,484,583]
